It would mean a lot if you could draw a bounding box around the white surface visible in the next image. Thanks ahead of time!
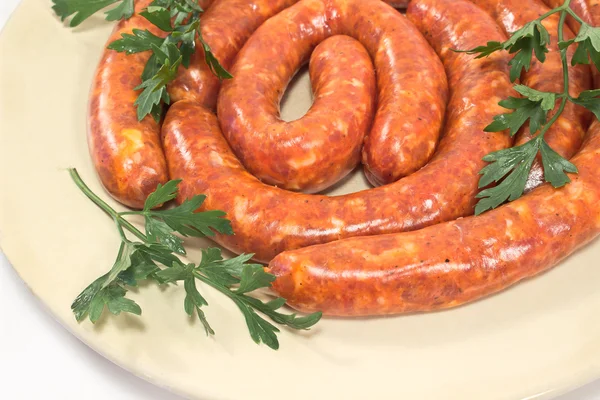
[0,1,599,399]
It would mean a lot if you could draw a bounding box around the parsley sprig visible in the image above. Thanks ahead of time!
[458,0,600,214]
[69,168,321,350]
[52,0,232,122]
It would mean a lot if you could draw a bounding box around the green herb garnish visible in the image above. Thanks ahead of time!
[52,0,232,121]
[69,168,321,350]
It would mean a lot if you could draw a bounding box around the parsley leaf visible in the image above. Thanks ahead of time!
[107,29,164,54]
[506,21,549,82]
[236,264,276,295]
[155,261,192,282]
[117,250,160,286]
[571,89,600,120]
[539,140,578,187]
[197,248,245,286]
[140,6,173,32]
[485,99,544,136]
[475,139,540,215]
[105,0,134,21]
[144,179,181,209]
[150,195,233,237]
[69,169,322,349]
[456,21,549,82]
[134,54,180,120]
[52,0,130,27]
[199,32,234,79]
[183,277,214,335]
[485,85,556,135]
[455,41,504,58]
[568,23,600,71]
[71,274,143,323]
[513,85,557,111]
[146,218,186,254]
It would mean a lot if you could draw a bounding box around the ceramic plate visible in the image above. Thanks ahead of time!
[2,1,600,399]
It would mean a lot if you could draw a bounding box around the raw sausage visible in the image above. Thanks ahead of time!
[88,0,168,209]
[469,0,592,191]
[218,33,376,192]
[162,0,513,262]
[268,0,600,316]
[217,0,447,192]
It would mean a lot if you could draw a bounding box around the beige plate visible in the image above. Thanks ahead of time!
[2,0,600,399]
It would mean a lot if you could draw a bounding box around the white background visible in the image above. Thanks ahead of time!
[0,1,599,399]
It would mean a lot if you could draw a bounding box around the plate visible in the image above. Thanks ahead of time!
[2,0,600,399]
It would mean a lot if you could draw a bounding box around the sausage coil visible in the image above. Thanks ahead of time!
[89,0,600,317]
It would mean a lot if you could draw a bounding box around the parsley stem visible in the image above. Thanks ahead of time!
[194,271,236,297]
[115,217,130,243]
[565,7,585,25]
[537,8,563,21]
[68,168,147,242]
[538,5,571,140]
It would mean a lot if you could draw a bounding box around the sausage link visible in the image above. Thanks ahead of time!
[162,0,512,262]
[217,0,447,192]
[469,0,592,191]
[168,0,299,108]
[88,0,169,209]
[222,29,377,192]
[268,0,600,317]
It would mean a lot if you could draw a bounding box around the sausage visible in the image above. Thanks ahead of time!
[469,0,592,191]
[219,33,376,192]
[162,0,513,262]
[217,0,447,192]
[88,0,169,209]
[168,0,300,108]
[268,0,600,317]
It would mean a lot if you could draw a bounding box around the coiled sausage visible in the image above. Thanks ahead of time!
[217,0,446,192]
[162,0,513,262]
